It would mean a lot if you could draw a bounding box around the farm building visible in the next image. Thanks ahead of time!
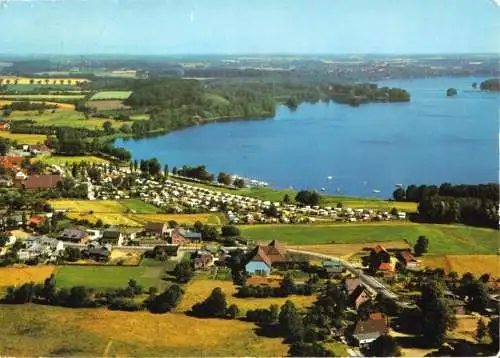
[59,228,88,243]
[19,174,61,190]
[100,228,124,246]
[171,228,202,245]
[143,222,168,237]
[350,313,388,346]
[396,250,421,269]
[245,246,272,275]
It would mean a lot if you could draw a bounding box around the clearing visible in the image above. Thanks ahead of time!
[239,223,498,255]
[86,100,129,111]
[90,91,132,100]
[421,255,500,278]
[0,305,288,356]
[176,279,317,313]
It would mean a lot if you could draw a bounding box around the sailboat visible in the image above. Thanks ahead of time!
[372,189,381,193]
[327,176,333,180]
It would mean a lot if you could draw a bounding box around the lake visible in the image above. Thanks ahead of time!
[116,77,499,198]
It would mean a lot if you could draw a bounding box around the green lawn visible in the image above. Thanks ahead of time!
[119,199,160,214]
[36,155,109,165]
[54,264,166,290]
[239,222,499,255]
[90,91,132,100]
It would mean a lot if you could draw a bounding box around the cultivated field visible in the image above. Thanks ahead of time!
[239,223,499,255]
[0,265,55,288]
[176,279,317,313]
[0,305,288,356]
[90,91,132,100]
[421,255,500,278]
[0,132,47,144]
[36,155,109,165]
[0,94,85,100]
[0,76,89,85]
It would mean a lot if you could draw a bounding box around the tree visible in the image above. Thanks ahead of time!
[476,319,487,342]
[63,247,81,262]
[191,287,228,318]
[173,260,193,283]
[201,224,218,241]
[393,188,406,201]
[227,303,240,318]
[217,172,232,185]
[163,164,169,177]
[0,138,10,156]
[414,236,429,256]
[148,284,184,313]
[193,220,204,233]
[102,121,114,134]
[280,272,296,295]
[288,342,334,357]
[221,225,240,237]
[233,178,245,188]
[368,335,401,356]
[488,317,499,350]
[464,280,490,313]
[279,300,304,341]
[295,190,321,206]
[286,96,299,111]
[283,194,291,204]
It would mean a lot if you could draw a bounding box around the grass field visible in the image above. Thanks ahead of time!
[0,266,55,288]
[90,91,132,100]
[53,264,166,290]
[176,279,317,313]
[9,109,130,129]
[86,99,129,110]
[0,305,289,356]
[290,240,412,259]
[36,155,109,165]
[239,223,499,255]
[421,255,499,277]
[0,132,47,144]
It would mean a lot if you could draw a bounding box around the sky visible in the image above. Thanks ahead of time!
[0,0,499,55]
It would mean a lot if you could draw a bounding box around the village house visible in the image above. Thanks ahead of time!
[0,156,24,172]
[171,228,202,245]
[372,244,391,263]
[396,250,421,269]
[84,242,112,262]
[100,228,124,246]
[245,246,272,275]
[58,228,89,243]
[27,214,46,228]
[18,236,64,261]
[143,222,168,237]
[243,240,307,275]
[19,174,62,190]
[322,259,344,277]
[349,312,388,346]
[193,250,215,270]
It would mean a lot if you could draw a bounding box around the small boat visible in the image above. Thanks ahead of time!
[395,183,403,188]
[320,187,326,192]
[336,187,341,193]
[327,176,333,180]
[372,189,381,193]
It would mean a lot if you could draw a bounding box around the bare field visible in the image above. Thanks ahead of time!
[421,255,500,278]
[86,100,129,111]
[0,132,47,144]
[0,265,55,287]
[176,279,317,313]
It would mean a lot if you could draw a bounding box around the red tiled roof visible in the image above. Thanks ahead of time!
[28,215,45,226]
[379,262,394,272]
[0,156,23,169]
[249,246,273,267]
[373,244,388,254]
[23,174,61,189]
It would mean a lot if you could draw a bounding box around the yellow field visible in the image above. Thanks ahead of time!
[65,212,216,227]
[0,132,47,144]
[421,255,500,278]
[176,279,317,313]
[130,213,219,225]
[0,265,55,287]
[290,240,411,259]
[50,199,126,213]
[0,305,288,356]
[0,100,75,110]
[0,76,89,85]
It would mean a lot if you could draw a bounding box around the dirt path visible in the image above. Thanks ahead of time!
[103,340,113,357]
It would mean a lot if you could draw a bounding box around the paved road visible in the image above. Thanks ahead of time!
[287,248,399,300]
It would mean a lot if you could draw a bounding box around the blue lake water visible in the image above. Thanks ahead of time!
[116,77,499,198]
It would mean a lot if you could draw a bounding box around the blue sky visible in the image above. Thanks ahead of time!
[0,0,498,54]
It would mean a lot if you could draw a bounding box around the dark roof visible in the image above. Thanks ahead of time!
[23,174,61,189]
[345,278,362,294]
[352,318,387,337]
[398,250,418,263]
[102,228,121,239]
[59,228,87,240]
[144,222,167,232]
[175,228,202,240]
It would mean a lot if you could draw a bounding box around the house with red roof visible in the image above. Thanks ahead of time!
[396,250,421,269]
[244,240,307,275]
[20,174,61,190]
